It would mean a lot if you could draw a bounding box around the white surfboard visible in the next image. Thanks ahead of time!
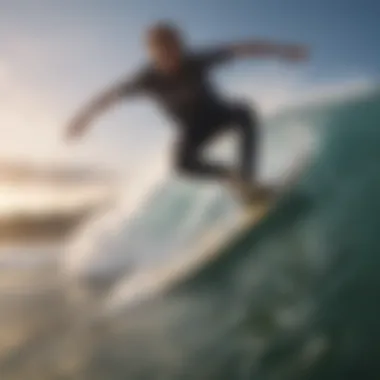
[106,156,307,312]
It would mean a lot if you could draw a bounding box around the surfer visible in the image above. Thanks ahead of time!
[65,22,308,199]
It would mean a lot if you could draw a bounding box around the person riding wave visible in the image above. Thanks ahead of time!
[66,22,308,199]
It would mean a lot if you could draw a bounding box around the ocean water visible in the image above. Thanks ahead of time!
[1,86,380,379]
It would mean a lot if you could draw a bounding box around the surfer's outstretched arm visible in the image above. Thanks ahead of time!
[202,40,309,68]
[65,73,147,141]
[225,40,309,61]
[65,85,123,141]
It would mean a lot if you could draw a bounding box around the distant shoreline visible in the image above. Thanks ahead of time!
[0,207,99,246]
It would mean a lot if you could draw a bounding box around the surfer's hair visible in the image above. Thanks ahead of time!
[146,21,183,45]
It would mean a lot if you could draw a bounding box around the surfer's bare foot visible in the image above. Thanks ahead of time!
[251,185,274,201]
[223,175,270,204]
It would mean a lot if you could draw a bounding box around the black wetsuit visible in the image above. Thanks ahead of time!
[119,48,258,182]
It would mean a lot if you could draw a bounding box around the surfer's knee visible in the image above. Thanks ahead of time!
[231,103,258,129]
[175,151,199,175]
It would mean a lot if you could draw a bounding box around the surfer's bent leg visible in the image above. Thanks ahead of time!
[229,104,258,183]
[174,127,231,180]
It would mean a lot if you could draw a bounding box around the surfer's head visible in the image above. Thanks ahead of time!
[145,22,185,72]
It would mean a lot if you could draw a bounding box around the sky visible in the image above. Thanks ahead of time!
[0,0,379,179]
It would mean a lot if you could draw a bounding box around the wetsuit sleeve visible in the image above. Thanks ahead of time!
[196,48,234,70]
[118,69,151,97]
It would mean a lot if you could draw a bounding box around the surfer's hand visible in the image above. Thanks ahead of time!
[64,116,88,142]
[281,45,309,62]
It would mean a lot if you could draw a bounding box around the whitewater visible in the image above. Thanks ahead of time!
[0,82,380,380]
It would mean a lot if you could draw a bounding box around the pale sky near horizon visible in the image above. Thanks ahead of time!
[0,0,378,178]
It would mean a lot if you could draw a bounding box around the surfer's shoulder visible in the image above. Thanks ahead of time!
[120,63,156,92]
[134,63,155,82]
